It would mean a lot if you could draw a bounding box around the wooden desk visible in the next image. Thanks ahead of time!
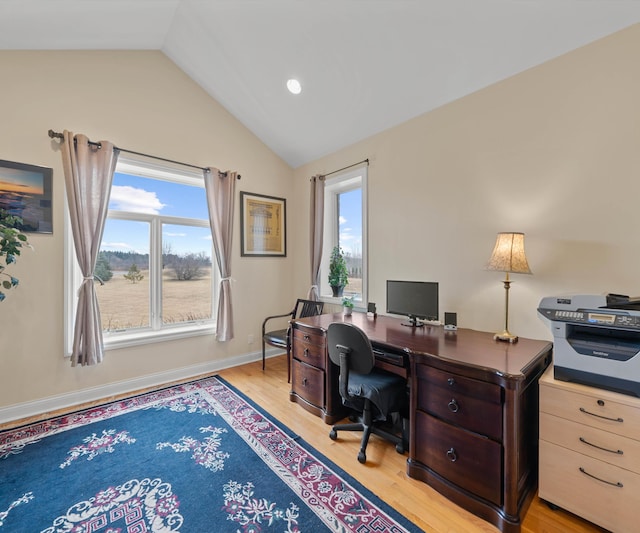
[289,312,552,533]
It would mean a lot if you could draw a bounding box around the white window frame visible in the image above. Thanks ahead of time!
[64,155,218,355]
[320,165,368,309]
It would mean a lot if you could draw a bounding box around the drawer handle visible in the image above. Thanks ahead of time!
[579,437,623,455]
[447,377,455,386]
[303,334,310,341]
[579,407,623,423]
[446,448,458,462]
[578,467,623,488]
[303,348,309,357]
[448,399,459,413]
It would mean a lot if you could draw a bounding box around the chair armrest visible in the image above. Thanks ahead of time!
[262,310,295,336]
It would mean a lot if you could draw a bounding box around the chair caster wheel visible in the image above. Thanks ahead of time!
[329,429,337,440]
[357,451,366,464]
[395,443,405,454]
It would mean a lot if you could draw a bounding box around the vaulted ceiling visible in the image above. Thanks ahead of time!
[2,1,639,167]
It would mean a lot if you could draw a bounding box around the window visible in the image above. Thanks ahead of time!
[65,155,217,352]
[320,166,367,306]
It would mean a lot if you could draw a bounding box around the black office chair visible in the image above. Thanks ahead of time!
[327,322,408,464]
[262,298,324,371]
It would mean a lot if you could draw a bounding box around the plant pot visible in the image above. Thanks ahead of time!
[331,285,344,297]
[343,306,352,316]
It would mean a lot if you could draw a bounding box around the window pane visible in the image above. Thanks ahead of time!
[162,224,213,325]
[338,188,362,302]
[110,172,208,218]
[97,219,150,331]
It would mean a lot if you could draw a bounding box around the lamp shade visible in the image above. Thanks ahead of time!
[485,232,532,274]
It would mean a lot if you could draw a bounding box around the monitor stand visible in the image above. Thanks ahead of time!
[401,316,424,328]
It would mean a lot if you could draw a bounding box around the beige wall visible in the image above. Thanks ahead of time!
[292,24,640,342]
[0,51,293,412]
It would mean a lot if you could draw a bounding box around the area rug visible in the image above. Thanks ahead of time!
[0,376,422,532]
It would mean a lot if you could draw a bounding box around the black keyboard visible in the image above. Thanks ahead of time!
[373,348,405,366]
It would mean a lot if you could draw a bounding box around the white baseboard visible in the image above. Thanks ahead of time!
[0,348,283,425]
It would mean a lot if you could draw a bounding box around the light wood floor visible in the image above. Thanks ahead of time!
[1,355,607,533]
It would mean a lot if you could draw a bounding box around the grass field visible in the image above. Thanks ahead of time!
[96,269,212,331]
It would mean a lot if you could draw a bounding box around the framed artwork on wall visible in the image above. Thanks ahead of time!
[0,159,53,233]
[240,191,286,257]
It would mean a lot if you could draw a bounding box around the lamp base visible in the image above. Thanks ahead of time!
[494,330,519,343]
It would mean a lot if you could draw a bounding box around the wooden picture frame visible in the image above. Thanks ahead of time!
[0,159,53,233]
[240,191,286,257]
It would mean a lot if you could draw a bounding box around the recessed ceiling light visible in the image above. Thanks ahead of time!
[286,79,302,95]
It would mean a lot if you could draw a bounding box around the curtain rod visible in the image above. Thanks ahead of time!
[323,158,369,178]
[48,129,241,179]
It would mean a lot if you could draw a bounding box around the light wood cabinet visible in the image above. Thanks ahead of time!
[539,367,640,532]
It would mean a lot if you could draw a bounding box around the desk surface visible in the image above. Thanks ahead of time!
[295,312,552,380]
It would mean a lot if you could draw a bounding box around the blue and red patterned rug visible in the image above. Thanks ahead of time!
[0,376,422,532]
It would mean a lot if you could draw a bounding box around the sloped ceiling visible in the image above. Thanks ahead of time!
[1,1,640,167]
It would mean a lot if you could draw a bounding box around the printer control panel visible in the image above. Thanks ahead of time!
[539,308,640,330]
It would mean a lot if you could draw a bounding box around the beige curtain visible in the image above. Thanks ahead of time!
[61,130,119,366]
[204,168,237,341]
[308,175,325,300]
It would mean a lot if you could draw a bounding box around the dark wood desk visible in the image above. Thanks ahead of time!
[289,312,553,533]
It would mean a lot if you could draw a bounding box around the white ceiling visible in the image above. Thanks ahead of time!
[2,1,640,168]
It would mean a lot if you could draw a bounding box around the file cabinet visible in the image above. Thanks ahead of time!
[539,367,640,532]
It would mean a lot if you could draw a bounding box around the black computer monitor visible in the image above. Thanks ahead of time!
[386,280,439,327]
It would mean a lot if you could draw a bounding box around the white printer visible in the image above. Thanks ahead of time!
[538,293,640,397]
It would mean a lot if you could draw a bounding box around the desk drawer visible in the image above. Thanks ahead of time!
[416,366,502,440]
[417,365,502,403]
[293,327,325,348]
[541,412,640,473]
[292,340,325,369]
[540,382,640,441]
[539,439,640,533]
[415,410,502,506]
[291,359,324,408]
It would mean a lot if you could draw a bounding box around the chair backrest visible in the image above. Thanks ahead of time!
[327,322,375,375]
[294,299,324,319]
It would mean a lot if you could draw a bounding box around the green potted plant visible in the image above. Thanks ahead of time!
[0,209,30,302]
[342,296,354,316]
[328,246,348,297]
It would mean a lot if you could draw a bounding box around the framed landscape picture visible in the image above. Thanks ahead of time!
[0,159,53,233]
[240,191,286,257]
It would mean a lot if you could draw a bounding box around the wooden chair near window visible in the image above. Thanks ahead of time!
[262,299,324,374]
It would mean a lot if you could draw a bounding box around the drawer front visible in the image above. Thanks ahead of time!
[416,366,502,440]
[540,439,640,533]
[540,382,640,441]
[541,412,640,473]
[414,410,502,506]
[417,365,502,403]
[291,359,324,408]
[292,339,325,369]
[293,327,325,348]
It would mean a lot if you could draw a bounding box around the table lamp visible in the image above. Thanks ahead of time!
[485,232,532,343]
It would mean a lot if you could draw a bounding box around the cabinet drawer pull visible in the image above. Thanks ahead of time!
[578,467,623,488]
[446,448,458,462]
[579,437,623,455]
[448,399,459,413]
[447,377,455,386]
[303,334,310,341]
[579,407,623,423]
